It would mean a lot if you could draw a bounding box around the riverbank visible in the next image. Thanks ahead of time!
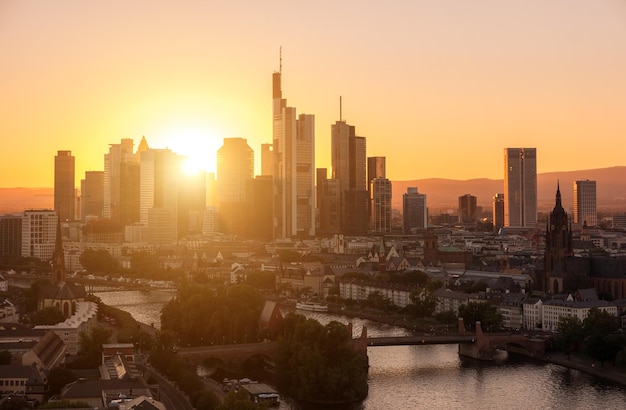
[283,300,626,388]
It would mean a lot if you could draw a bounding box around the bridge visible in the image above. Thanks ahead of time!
[176,319,546,371]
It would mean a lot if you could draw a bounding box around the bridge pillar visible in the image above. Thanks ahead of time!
[458,321,494,361]
[458,317,466,334]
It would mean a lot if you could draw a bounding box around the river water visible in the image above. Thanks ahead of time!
[95,290,626,410]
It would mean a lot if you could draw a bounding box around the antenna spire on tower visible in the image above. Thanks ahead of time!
[279,46,282,74]
[340,96,342,122]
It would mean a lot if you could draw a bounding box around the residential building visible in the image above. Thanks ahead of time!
[21,210,57,260]
[542,296,617,332]
[504,148,537,227]
[54,150,75,221]
[403,187,427,234]
[573,180,597,227]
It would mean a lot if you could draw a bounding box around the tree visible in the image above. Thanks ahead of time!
[0,350,11,365]
[46,367,77,397]
[583,308,624,364]
[79,249,118,273]
[408,290,436,319]
[458,302,502,332]
[217,390,266,410]
[554,316,584,354]
[0,396,29,410]
[74,326,112,368]
[30,306,65,325]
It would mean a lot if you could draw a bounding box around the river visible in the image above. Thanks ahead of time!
[95,290,626,410]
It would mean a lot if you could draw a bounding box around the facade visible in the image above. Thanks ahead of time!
[245,176,274,240]
[340,280,413,308]
[216,138,254,205]
[54,150,75,221]
[458,194,478,223]
[0,215,22,259]
[21,210,57,260]
[403,187,427,234]
[370,178,392,233]
[318,178,341,234]
[573,180,597,227]
[272,64,316,238]
[492,193,505,233]
[544,184,573,293]
[103,138,141,226]
[260,143,273,176]
[504,148,537,227]
[541,296,617,332]
[80,171,104,221]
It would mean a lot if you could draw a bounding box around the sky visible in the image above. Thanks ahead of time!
[1,0,625,188]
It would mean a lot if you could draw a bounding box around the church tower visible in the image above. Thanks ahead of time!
[544,182,573,293]
[52,216,67,284]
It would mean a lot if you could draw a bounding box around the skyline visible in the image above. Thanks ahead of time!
[2,1,626,188]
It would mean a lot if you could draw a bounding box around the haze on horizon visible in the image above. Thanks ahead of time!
[1,0,625,188]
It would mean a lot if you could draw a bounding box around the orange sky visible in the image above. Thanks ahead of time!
[1,0,625,188]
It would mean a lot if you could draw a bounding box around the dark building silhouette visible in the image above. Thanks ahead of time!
[492,193,504,233]
[246,176,274,240]
[54,150,75,221]
[0,215,22,260]
[80,171,104,221]
[544,183,573,293]
[403,187,427,234]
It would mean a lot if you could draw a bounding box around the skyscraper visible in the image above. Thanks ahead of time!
[216,138,254,205]
[0,215,22,260]
[573,180,597,227]
[331,113,368,235]
[104,138,140,226]
[504,148,537,228]
[370,177,392,233]
[492,193,505,233]
[261,143,273,177]
[80,171,104,221]
[458,194,478,223]
[272,56,315,238]
[140,148,182,243]
[21,209,57,260]
[54,150,75,221]
[403,187,427,234]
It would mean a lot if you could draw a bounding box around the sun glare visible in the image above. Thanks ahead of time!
[158,125,222,175]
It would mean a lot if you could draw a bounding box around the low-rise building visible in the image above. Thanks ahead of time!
[542,295,617,332]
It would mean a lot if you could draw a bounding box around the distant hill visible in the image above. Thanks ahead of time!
[1,166,625,215]
[0,188,53,214]
[392,166,626,213]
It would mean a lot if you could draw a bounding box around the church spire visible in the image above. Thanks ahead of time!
[52,214,67,285]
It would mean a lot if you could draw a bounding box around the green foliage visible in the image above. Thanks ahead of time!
[245,271,276,290]
[148,348,205,398]
[71,326,112,368]
[161,284,266,346]
[406,291,436,319]
[46,367,77,397]
[0,350,11,365]
[458,302,502,332]
[217,390,267,410]
[130,251,161,277]
[24,278,51,313]
[30,306,66,325]
[38,400,91,409]
[583,308,625,364]
[79,249,118,273]
[192,389,221,410]
[0,396,29,410]
[275,313,368,403]
[553,316,584,353]
[279,250,302,263]
[435,310,458,324]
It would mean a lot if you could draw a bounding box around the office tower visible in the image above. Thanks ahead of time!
[458,194,478,223]
[573,180,597,227]
[80,171,104,221]
[54,150,75,221]
[544,184,573,293]
[21,210,57,260]
[318,177,341,235]
[216,138,254,205]
[331,106,368,235]
[261,143,273,176]
[103,138,140,226]
[403,187,427,234]
[272,57,315,238]
[206,172,216,208]
[367,157,386,184]
[179,169,206,236]
[370,178,392,233]
[492,193,505,233]
[316,168,327,209]
[613,213,626,230]
[140,148,182,244]
[246,176,274,240]
[0,215,22,260]
[504,148,537,227]
[202,207,218,236]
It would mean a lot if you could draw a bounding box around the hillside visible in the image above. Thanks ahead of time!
[392,166,626,213]
[1,166,625,215]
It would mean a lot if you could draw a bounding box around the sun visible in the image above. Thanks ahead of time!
[159,125,222,175]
